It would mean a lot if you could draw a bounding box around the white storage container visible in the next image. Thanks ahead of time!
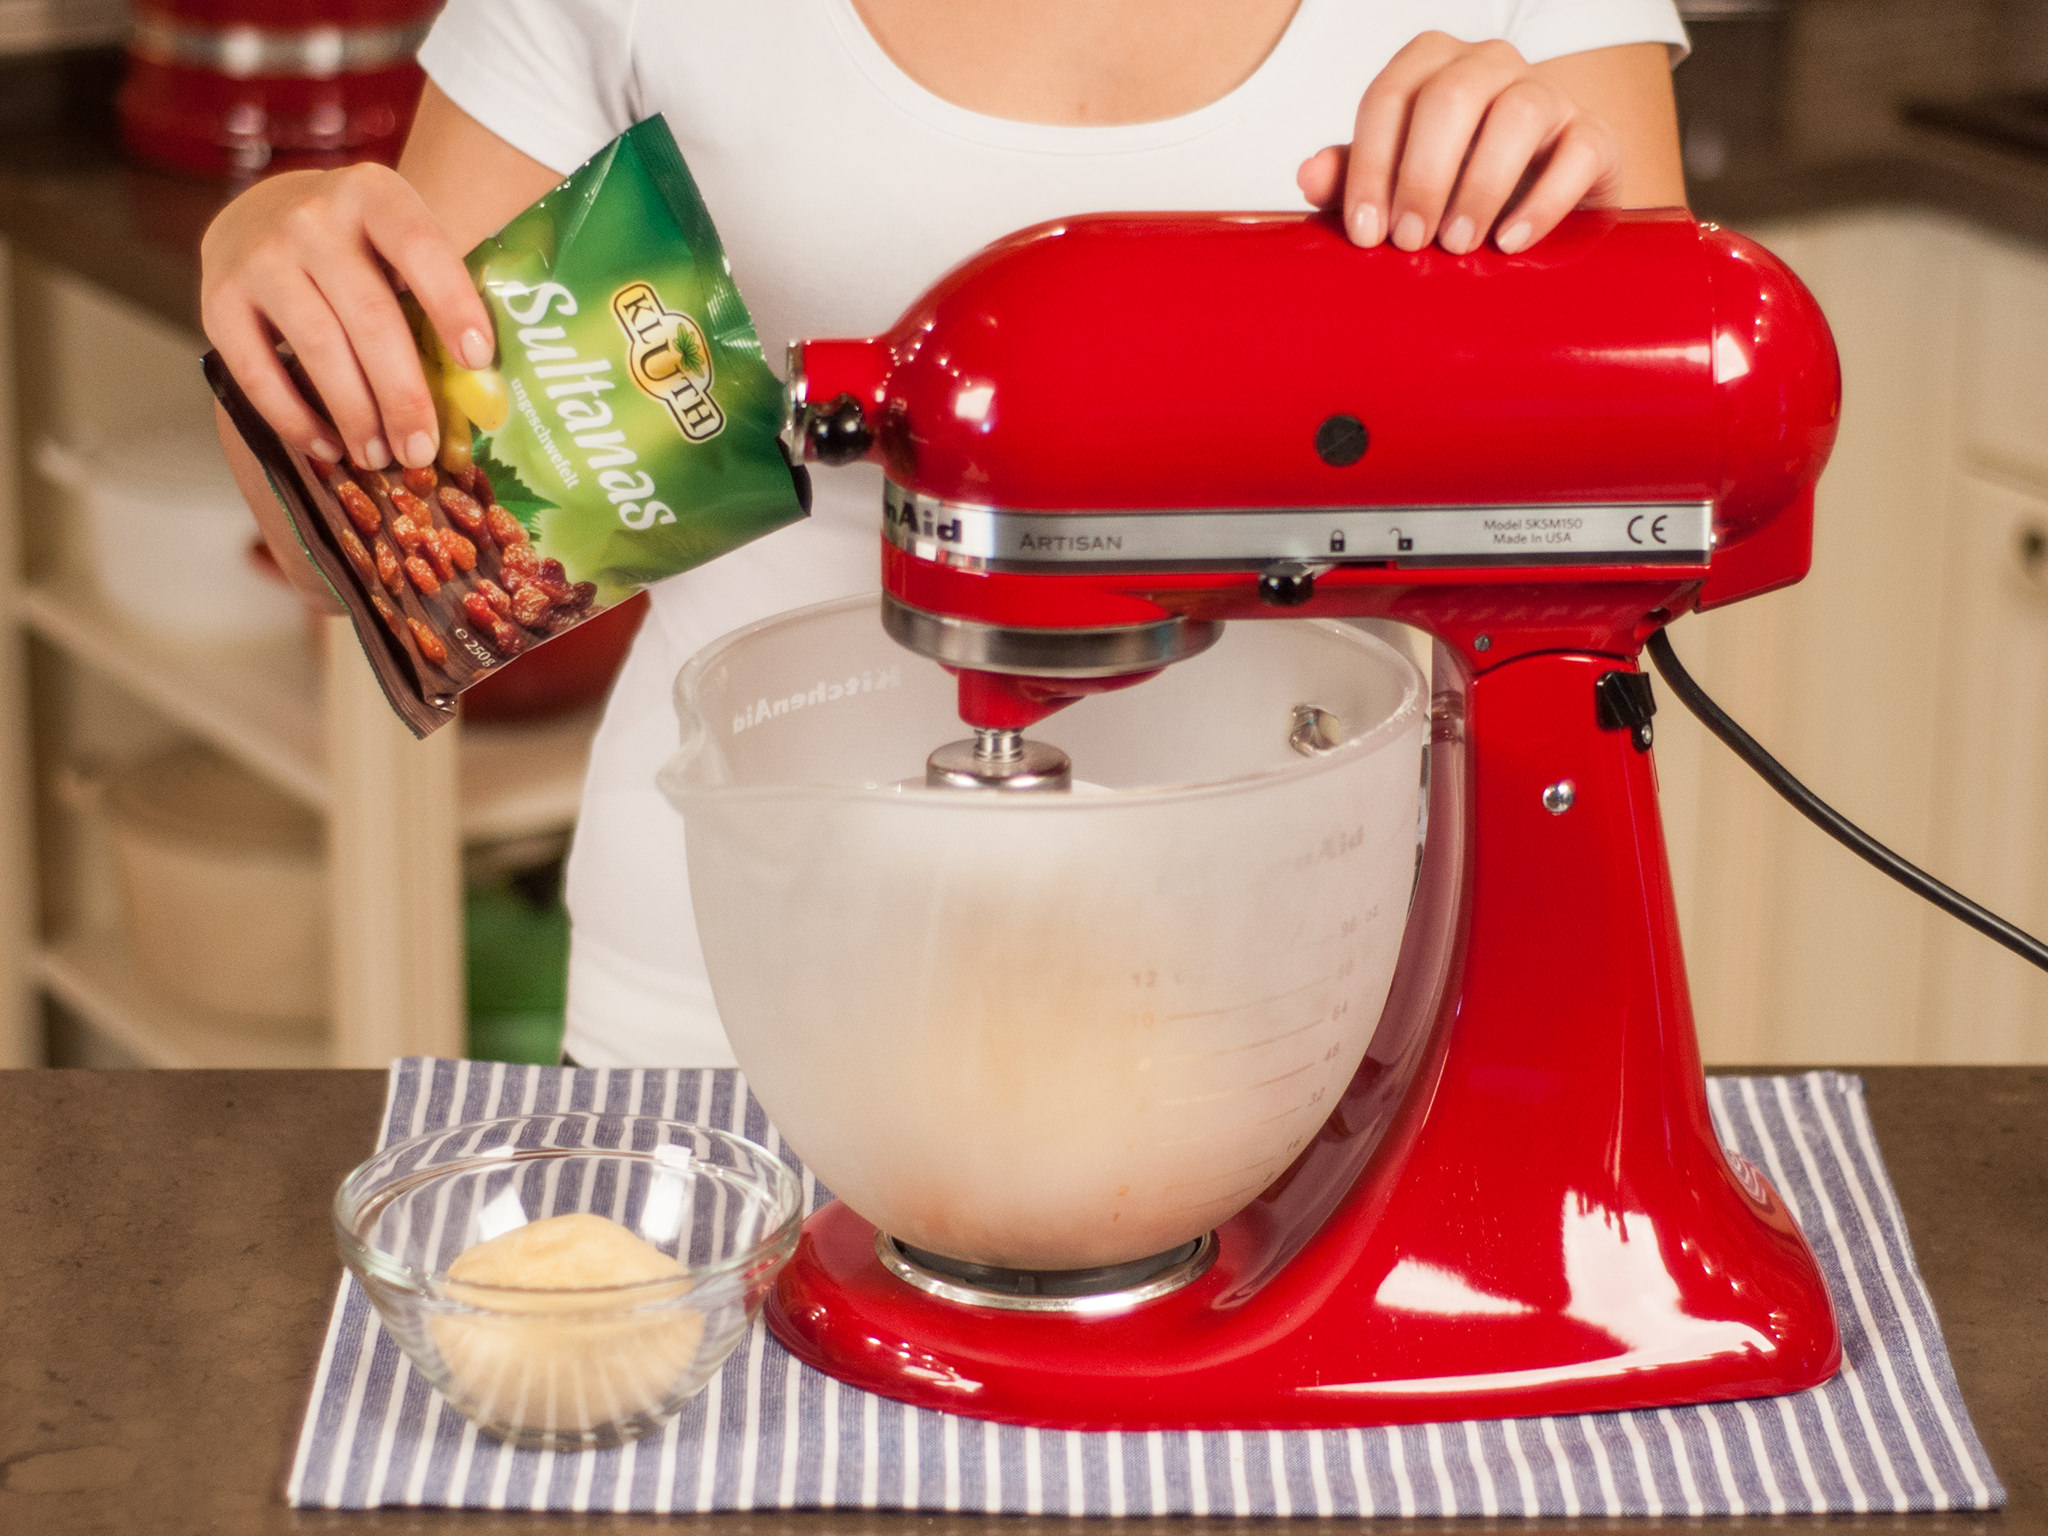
[36,430,305,642]
[105,745,328,1026]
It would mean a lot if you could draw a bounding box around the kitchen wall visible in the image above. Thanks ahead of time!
[1782,0,2048,159]
[1681,0,2048,206]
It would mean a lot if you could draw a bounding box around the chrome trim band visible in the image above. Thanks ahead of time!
[875,1231,1217,1315]
[884,481,1713,569]
[130,17,432,77]
[779,341,809,462]
[881,593,1220,678]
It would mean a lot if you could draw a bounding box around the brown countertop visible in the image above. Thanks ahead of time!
[0,1065,2041,1534]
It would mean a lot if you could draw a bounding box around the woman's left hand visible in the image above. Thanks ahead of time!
[1297,34,1684,255]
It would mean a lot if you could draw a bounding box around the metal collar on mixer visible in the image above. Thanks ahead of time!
[875,1232,1217,1315]
[880,593,1219,679]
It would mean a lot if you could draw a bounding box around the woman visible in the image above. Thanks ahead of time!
[201,0,1688,1067]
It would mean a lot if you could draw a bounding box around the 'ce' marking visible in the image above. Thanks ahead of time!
[1627,514,1670,546]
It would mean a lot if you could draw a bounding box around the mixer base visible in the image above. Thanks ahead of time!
[770,1181,1838,1431]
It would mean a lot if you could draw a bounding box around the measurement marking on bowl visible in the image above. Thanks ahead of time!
[1154,1177,1277,1216]
[1163,1064,1318,1114]
[1158,1016,1331,1062]
[1150,1114,1302,1150]
[1161,1157,1285,1195]
[1249,1060,1322,1091]
[1160,1057,1321,1110]
[1251,1094,1335,1128]
[1161,974,1336,1022]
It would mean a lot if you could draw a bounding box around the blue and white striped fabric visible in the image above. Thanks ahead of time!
[287,1060,2004,1516]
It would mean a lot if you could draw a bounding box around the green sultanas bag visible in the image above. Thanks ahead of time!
[208,116,808,736]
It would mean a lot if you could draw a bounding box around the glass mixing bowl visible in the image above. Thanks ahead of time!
[660,597,1426,1274]
[334,1114,802,1451]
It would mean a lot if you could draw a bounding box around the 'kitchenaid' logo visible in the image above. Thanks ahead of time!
[731,666,901,735]
[611,281,725,442]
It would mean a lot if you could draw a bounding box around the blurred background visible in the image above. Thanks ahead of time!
[1,0,2047,1069]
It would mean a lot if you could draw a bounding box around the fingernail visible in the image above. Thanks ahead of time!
[1349,203,1382,247]
[403,431,437,467]
[1497,220,1533,254]
[360,436,390,469]
[1393,212,1426,251]
[1443,216,1476,254]
[308,438,342,463]
[459,328,494,369]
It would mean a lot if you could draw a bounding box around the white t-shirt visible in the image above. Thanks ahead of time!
[419,0,1688,1067]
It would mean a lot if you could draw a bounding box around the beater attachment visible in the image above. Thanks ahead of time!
[925,728,1072,792]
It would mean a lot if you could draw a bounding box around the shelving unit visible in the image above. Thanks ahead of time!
[19,575,598,841]
[22,577,326,808]
[0,245,599,1069]
[36,929,328,1069]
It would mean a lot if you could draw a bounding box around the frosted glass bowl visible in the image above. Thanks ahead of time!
[661,597,1425,1272]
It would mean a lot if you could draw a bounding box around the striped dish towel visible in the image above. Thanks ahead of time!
[288,1060,2004,1516]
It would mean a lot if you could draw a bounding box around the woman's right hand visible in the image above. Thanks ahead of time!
[199,161,496,471]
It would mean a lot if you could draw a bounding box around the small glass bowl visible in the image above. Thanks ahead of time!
[335,1113,802,1451]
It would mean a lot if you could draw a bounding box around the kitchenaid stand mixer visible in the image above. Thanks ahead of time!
[748,208,1843,1429]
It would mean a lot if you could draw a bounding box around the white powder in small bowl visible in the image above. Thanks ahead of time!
[429,1213,706,1439]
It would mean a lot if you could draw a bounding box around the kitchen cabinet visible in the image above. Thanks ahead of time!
[0,248,597,1068]
[1919,473,2048,1057]
[1961,231,2048,481]
[1660,208,2048,1063]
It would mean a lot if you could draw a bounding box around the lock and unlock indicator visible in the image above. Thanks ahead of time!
[1332,529,1413,554]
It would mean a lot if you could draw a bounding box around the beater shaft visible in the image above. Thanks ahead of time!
[925,729,1072,792]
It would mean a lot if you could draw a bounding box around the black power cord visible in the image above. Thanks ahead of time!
[1645,628,2048,974]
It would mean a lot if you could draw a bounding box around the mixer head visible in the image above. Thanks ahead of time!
[787,208,1840,734]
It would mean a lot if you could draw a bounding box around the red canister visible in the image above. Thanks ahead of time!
[119,0,440,179]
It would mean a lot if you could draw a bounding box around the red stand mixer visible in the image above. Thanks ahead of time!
[119,0,435,178]
[766,207,1843,1429]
